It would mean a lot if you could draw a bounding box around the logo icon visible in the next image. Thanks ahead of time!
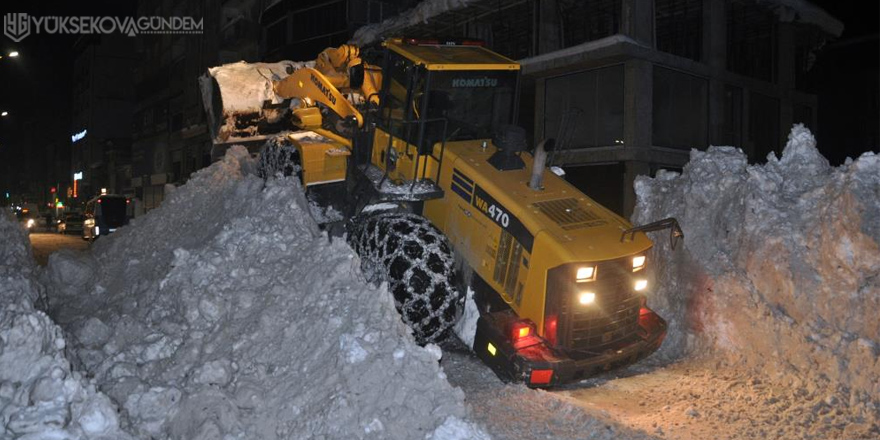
[4,13,30,42]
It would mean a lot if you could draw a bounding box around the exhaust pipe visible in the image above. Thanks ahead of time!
[529,138,554,190]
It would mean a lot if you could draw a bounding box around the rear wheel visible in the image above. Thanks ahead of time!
[348,212,463,344]
[257,137,301,180]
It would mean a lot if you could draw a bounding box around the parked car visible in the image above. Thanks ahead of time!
[83,194,129,240]
[58,213,85,234]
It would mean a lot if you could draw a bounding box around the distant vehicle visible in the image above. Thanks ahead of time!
[58,213,85,234]
[83,194,129,240]
[18,210,39,234]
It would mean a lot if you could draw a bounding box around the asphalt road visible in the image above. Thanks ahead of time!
[28,232,90,266]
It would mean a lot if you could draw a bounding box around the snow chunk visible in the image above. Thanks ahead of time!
[452,287,479,349]
[0,211,134,439]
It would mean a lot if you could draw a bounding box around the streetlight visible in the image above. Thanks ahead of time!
[0,112,7,117]
[8,51,18,57]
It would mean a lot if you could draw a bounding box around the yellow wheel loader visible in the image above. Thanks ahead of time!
[200,38,682,387]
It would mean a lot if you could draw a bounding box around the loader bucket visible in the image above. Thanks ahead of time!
[198,60,312,145]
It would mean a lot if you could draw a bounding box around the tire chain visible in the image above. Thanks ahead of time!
[349,212,464,344]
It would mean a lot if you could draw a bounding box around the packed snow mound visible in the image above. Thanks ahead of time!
[0,211,134,439]
[633,125,879,423]
[44,146,487,439]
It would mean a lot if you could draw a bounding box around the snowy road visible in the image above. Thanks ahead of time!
[443,345,876,440]
[28,231,89,266]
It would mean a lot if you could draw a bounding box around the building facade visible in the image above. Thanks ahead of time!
[360,0,842,215]
[130,0,262,211]
[70,35,136,207]
[260,0,412,61]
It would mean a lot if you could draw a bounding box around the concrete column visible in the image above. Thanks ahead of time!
[704,0,728,146]
[537,0,561,55]
[621,0,654,47]
[702,0,726,68]
[778,22,796,145]
[622,59,652,217]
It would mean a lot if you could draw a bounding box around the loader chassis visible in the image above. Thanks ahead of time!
[204,39,669,387]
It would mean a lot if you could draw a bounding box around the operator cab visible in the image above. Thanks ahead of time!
[356,38,523,204]
[378,39,520,144]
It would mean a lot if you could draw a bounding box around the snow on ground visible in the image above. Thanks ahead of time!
[0,212,134,439]
[630,125,879,439]
[42,146,487,439]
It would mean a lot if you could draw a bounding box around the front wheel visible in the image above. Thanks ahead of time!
[348,212,464,345]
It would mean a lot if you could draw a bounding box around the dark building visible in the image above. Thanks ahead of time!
[809,33,879,164]
[356,0,842,215]
[130,0,262,211]
[260,0,411,62]
[70,35,136,205]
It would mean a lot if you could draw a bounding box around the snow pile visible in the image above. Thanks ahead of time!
[44,146,487,439]
[351,0,473,46]
[0,212,134,439]
[633,125,879,425]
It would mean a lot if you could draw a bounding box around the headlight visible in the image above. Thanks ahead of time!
[26,219,35,228]
[576,266,596,282]
[635,279,648,291]
[578,292,596,305]
[84,219,95,226]
[632,255,646,272]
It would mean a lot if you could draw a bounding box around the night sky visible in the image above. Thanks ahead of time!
[0,1,137,203]
[0,1,877,202]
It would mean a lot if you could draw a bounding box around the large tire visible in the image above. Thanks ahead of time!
[257,137,301,180]
[349,212,463,344]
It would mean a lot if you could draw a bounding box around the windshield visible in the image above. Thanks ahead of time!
[424,70,517,141]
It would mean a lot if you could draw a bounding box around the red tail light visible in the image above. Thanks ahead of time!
[513,323,530,340]
[510,320,534,343]
[543,315,558,346]
[529,369,553,385]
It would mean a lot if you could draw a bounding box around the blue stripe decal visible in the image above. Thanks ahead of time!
[451,174,473,193]
[453,168,474,185]
[451,182,472,202]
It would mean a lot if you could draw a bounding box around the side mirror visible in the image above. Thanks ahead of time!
[349,63,365,89]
